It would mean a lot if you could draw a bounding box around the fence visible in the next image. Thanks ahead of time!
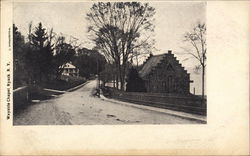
[103,87,206,115]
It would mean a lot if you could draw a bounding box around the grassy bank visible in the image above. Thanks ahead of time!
[40,75,86,91]
[14,75,87,113]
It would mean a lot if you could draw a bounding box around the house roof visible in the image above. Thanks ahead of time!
[139,54,165,78]
[62,63,76,69]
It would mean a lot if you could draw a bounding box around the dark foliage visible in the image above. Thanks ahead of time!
[72,48,106,79]
[53,37,75,79]
[13,22,105,92]
[25,22,54,83]
[126,67,146,92]
[13,23,77,88]
[99,63,117,86]
[40,75,86,91]
[13,24,27,88]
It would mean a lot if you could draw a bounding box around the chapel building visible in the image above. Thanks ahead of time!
[139,50,193,94]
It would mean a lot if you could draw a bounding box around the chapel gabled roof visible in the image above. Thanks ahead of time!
[139,54,165,78]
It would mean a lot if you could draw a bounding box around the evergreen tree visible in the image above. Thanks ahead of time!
[13,24,27,88]
[126,67,146,92]
[29,22,54,82]
[31,23,48,48]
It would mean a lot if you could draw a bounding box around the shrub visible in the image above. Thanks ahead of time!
[126,67,146,92]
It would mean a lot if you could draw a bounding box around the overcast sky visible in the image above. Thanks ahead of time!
[13,1,206,94]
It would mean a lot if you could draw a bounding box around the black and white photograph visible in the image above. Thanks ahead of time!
[1,0,250,155]
[13,1,207,125]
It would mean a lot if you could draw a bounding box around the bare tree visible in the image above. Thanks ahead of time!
[86,2,155,90]
[184,23,206,100]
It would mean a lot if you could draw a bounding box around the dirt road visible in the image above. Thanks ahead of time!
[14,80,202,125]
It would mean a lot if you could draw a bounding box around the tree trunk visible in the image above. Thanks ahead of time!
[115,74,119,89]
[201,65,205,104]
[115,65,119,89]
[118,64,123,90]
[120,74,124,91]
[120,63,127,91]
[113,75,115,88]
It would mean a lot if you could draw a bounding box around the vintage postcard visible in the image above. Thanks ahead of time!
[0,0,249,155]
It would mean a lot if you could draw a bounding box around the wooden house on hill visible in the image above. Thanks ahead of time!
[61,63,79,77]
[139,50,193,94]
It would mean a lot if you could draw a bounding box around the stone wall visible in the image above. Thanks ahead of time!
[13,86,30,110]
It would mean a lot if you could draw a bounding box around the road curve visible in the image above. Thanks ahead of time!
[14,80,202,125]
